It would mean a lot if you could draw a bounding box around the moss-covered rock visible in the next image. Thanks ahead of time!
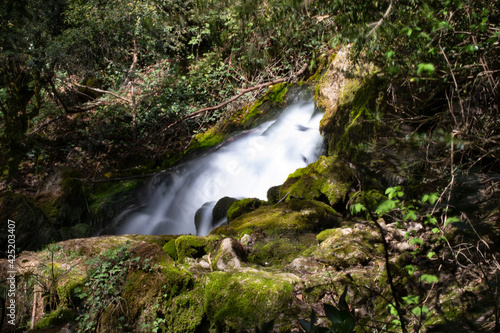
[174,235,209,261]
[248,234,317,267]
[311,226,383,269]
[187,127,225,153]
[227,197,267,222]
[224,199,339,237]
[55,168,88,228]
[202,269,298,331]
[279,155,353,207]
[212,196,238,223]
[163,289,205,332]
[33,307,77,330]
[267,185,281,203]
[214,237,247,271]
[0,192,60,254]
[163,239,178,260]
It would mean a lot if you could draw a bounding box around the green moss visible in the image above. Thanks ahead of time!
[321,75,385,158]
[89,180,139,215]
[203,270,297,331]
[55,270,86,305]
[316,228,338,243]
[114,264,195,332]
[279,155,352,206]
[267,185,281,203]
[36,195,59,218]
[88,179,142,232]
[312,227,383,269]
[34,308,76,329]
[187,126,225,152]
[228,199,338,236]
[248,234,316,267]
[163,239,178,260]
[163,290,205,333]
[175,235,209,261]
[227,198,267,221]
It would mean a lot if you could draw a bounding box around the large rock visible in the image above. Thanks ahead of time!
[226,198,267,222]
[0,192,60,255]
[312,226,383,269]
[212,196,238,224]
[279,155,353,206]
[214,199,339,237]
[215,238,247,271]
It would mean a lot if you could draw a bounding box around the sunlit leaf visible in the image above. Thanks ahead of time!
[417,63,435,75]
[420,274,439,283]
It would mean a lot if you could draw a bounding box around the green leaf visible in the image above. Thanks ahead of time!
[445,216,460,226]
[431,228,440,234]
[405,265,415,275]
[420,274,439,283]
[412,306,423,316]
[422,193,439,204]
[409,238,423,246]
[404,210,417,221]
[385,186,403,200]
[387,304,398,317]
[375,199,396,214]
[427,251,436,258]
[402,295,419,305]
[417,63,435,75]
[351,203,366,214]
[425,214,438,225]
[324,303,342,324]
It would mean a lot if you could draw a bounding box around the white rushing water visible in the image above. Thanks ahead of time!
[118,98,324,236]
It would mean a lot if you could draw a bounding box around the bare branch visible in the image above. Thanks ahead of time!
[73,83,131,103]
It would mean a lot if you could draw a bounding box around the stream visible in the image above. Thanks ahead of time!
[117,95,324,236]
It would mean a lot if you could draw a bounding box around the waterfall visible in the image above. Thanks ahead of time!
[117,96,324,236]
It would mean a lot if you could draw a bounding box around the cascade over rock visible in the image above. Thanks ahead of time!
[117,92,325,236]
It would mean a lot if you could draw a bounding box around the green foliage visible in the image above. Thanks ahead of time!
[350,186,465,331]
[299,287,355,333]
[74,242,145,332]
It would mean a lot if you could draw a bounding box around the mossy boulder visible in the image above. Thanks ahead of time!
[0,192,60,254]
[222,199,339,237]
[174,235,209,261]
[279,155,353,207]
[163,289,205,332]
[187,127,225,153]
[55,169,88,228]
[311,226,383,269]
[227,197,267,222]
[248,234,317,267]
[212,196,238,223]
[214,237,247,271]
[267,185,281,203]
[163,239,178,260]
[33,308,77,330]
[202,269,298,331]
